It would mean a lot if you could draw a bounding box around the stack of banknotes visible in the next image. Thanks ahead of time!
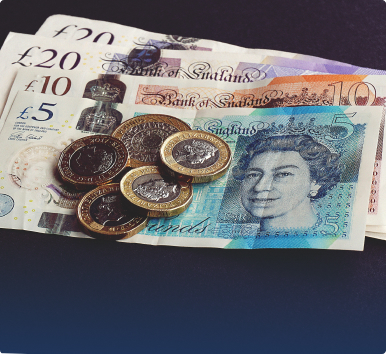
[1,14,386,250]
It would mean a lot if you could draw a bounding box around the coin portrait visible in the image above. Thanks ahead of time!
[90,192,133,227]
[172,138,220,169]
[160,131,231,183]
[58,135,128,187]
[120,166,193,217]
[69,144,116,176]
[132,173,181,203]
[77,183,148,239]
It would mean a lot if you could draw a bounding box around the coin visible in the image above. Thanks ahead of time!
[58,135,129,189]
[160,131,232,183]
[120,165,193,217]
[111,114,191,167]
[77,183,148,240]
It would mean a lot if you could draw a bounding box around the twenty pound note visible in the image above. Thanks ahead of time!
[35,14,352,67]
[0,91,382,250]
[0,32,329,120]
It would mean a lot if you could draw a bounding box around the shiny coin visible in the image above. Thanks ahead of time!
[111,114,191,167]
[58,135,129,189]
[120,166,193,217]
[160,131,232,183]
[77,183,148,240]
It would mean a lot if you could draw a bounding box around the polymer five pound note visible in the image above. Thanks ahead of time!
[0,91,382,250]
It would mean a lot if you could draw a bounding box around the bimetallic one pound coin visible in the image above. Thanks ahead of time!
[111,114,191,167]
[58,135,128,189]
[77,183,148,240]
[120,166,193,217]
[160,131,232,183]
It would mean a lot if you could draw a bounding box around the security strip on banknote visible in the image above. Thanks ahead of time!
[0,91,381,250]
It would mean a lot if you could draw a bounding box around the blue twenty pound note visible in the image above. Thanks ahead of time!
[138,105,382,250]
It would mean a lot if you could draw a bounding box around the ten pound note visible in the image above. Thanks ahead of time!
[0,91,382,250]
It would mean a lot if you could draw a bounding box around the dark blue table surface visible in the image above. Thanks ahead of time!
[1,1,386,353]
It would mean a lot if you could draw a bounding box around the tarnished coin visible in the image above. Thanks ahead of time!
[120,166,193,217]
[58,135,129,189]
[77,183,148,240]
[160,131,232,183]
[111,114,191,167]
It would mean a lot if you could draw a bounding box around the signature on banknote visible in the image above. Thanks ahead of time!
[9,132,43,141]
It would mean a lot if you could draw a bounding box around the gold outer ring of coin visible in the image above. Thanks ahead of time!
[120,166,193,217]
[77,183,148,240]
[111,114,191,167]
[160,130,232,183]
[58,135,129,188]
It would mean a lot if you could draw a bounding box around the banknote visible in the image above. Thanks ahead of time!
[3,68,386,227]
[0,32,330,119]
[127,74,386,228]
[0,60,325,132]
[0,91,382,250]
[95,48,386,78]
[154,105,381,250]
[366,225,386,233]
[259,55,386,76]
[35,14,353,67]
[1,31,384,123]
[4,67,386,130]
[365,231,386,240]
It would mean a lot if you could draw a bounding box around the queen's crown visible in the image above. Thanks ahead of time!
[84,111,117,130]
[90,83,120,101]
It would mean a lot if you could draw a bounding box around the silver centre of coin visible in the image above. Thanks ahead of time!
[172,139,220,169]
[132,174,181,203]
